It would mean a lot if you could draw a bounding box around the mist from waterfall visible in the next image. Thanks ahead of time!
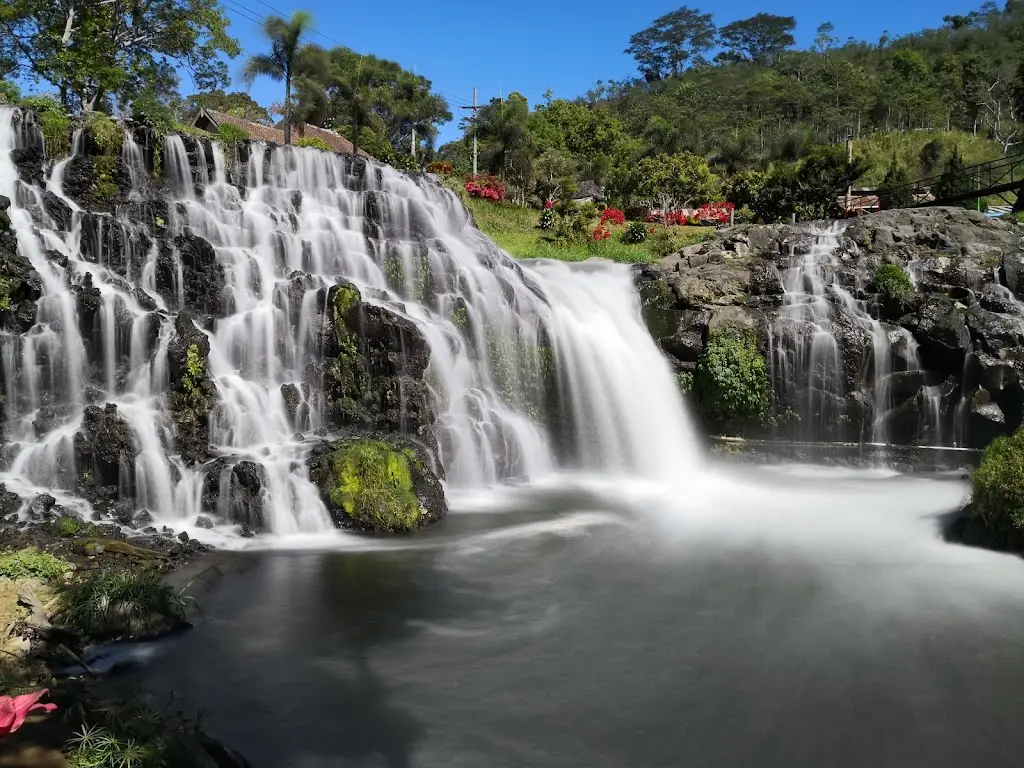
[0,107,699,538]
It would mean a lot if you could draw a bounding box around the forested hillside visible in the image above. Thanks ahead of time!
[439,2,1023,210]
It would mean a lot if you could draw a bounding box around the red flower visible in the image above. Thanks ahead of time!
[464,175,506,202]
[544,199,554,209]
[600,208,625,226]
[592,224,612,241]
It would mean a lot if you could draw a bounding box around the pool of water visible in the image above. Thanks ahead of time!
[128,462,1024,768]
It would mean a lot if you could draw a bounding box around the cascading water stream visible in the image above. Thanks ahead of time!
[0,107,700,538]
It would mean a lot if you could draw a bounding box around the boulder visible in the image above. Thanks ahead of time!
[202,459,268,531]
[308,435,446,533]
[156,232,228,317]
[900,294,970,371]
[73,403,140,491]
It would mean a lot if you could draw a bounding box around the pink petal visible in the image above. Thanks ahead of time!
[0,689,57,738]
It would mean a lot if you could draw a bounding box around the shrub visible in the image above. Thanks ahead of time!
[878,155,913,209]
[465,174,506,202]
[695,201,735,225]
[600,208,626,226]
[621,220,649,244]
[56,514,82,538]
[217,123,249,144]
[694,330,770,433]
[427,161,454,176]
[58,569,187,641]
[85,112,124,156]
[592,224,612,241]
[873,263,913,302]
[293,136,331,151]
[22,96,72,158]
[0,548,73,582]
[972,427,1024,531]
[0,80,20,104]
[538,208,556,230]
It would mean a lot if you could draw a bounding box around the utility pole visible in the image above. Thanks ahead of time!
[460,87,479,176]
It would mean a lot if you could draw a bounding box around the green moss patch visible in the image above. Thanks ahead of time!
[694,329,770,434]
[324,440,423,532]
[972,427,1024,532]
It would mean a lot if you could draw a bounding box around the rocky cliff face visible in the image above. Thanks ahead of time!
[0,111,446,535]
[639,207,1024,448]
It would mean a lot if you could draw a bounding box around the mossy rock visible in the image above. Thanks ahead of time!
[308,436,446,533]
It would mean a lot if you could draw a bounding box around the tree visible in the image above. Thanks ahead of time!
[813,22,839,55]
[186,90,272,125]
[243,11,316,145]
[936,146,975,205]
[0,0,238,111]
[627,152,719,210]
[718,14,797,65]
[475,93,535,201]
[625,6,716,81]
[878,155,913,209]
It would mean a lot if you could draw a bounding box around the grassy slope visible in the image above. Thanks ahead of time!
[463,197,714,264]
[855,129,1004,186]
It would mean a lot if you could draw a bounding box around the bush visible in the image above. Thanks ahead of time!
[323,440,423,532]
[293,135,331,151]
[22,96,72,158]
[465,175,506,202]
[694,330,770,433]
[873,263,913,301]
[0,548,73,582]
[0,80,20,104]
[85,112,124,156]
[217,123,249,144]
[427,161,454,176]
[56,514,82,538]
[538,208,556,229]
[621,220,649,244]
[878,156,913,209]
[600,208,626,226]
[58,569,187,641]
[972,427,1024,531]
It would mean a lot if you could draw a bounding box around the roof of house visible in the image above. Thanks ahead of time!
[192,108,373,158]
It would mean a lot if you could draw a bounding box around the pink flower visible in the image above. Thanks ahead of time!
[0,689,57,738]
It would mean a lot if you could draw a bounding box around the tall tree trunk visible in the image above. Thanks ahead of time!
[284,75,292,145]
[353,111,360,156]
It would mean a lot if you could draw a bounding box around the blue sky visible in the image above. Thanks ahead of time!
[216,0,984,145]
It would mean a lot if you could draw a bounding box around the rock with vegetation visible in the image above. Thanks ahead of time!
[639,206,1024,447]
[167,313,217,465]
[318,279,434,436]
[692,329,771,435]
[73,404,140,493]
[308,436,446,533]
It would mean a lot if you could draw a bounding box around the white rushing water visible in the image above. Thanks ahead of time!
[0,107,699,538]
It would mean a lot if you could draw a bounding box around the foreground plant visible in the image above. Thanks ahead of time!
[0,689,57,737]
[972,426,1024,532]
[0,548,73,582]
[58,570,188,642]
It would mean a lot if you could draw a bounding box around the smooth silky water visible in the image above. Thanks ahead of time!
[2,109,1022,766]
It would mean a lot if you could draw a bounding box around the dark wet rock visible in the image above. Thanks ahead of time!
[0,484,22,520]
[0,226,43,333]
[319,280,434,435]
[166,313,217,465]
[11,145,44,186]
[73,403,140,491]
[969,389,1008,446]
[202,459,268,531]
[966,304,1024,355]
[156,232,228,316]
[28,494,57,521]
[308,434,446,533]
[280,383,301,420]
[900,294,970,371]
[195,515,214,529]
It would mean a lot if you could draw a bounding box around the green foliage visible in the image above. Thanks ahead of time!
[294,136,332,151]
[326,441,422,531]
[694,330,770,433]
[181,344,206,410]
[677,371,694,394]
[718,13,797,65]
[623,152,719,210]
[972,426,1024,531]
[936,145,975,206]
[216,123,249,144]
[745,147,867,222]
[92,154,120,200]
[0,80,20,104]
[58,569,187,641]
[878,156,913,210]
[621,220,649,244]
[0,548,73,582]
[873,263,913,301]
[56,514,83,538]
[538,208,556,230]
[85,112,123,155]
[22,96,72,158]
[0,276,18,310]
[66,697,188,768]
[625,7,716,81]
[1,0,239,112]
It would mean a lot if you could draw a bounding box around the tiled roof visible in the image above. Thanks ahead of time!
[194,108,373,158]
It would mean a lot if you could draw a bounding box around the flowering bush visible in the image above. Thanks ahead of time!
[600,208,625,226]
[543,199,554,209]
[592,224,612,241]
[621,220,649,244]
[695,201,735,225]
[465,175,506,202]
[427,161,454,176]
[539,208,556,229]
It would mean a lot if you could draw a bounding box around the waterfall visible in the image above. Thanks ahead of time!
[0,108,700,537]
[771,223,921,444]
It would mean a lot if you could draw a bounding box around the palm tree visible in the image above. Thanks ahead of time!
[242,11,315,145]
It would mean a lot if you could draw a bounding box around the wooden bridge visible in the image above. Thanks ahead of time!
[884,149,1024,211]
